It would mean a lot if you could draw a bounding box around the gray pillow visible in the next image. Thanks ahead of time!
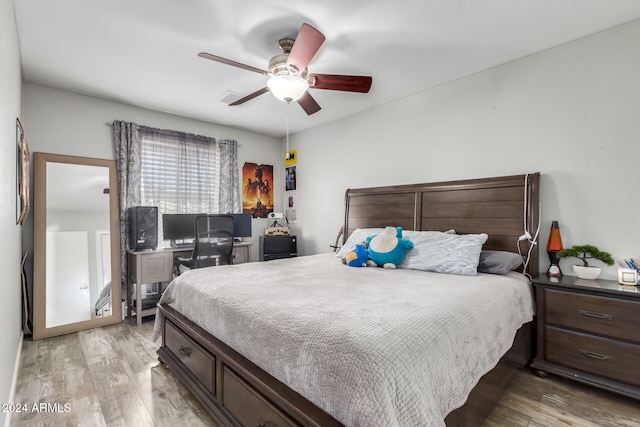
[399,231,488,276]
[477,250,523,274]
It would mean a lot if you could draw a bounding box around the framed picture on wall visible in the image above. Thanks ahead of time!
[285,191,297,223]
[16,118,31,225]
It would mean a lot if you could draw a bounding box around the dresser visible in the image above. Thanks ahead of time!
[531,275,640,400]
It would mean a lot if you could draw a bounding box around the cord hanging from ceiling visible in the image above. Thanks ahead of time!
[285,109,290,153]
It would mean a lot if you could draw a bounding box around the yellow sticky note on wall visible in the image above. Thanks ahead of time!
[284,149,297,166]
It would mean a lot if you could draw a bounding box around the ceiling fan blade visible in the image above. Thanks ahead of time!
[229,87,270,106]
[308,74,372,93]
[198,52,268,75]
[286,23,326,73]
[297,92,321,115]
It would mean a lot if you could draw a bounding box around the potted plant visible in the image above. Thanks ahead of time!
[557,244,615,279]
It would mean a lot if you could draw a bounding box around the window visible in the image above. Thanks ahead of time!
[138,126,239,243]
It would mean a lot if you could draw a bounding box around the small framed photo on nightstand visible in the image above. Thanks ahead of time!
[617,268,638,286]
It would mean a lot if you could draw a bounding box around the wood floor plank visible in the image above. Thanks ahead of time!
[78,328,118,366]
[87,359,138,426]
[57,395,107,427]
[134,364,216,426]
[497,391,604,427]
[11,317,640,426]
[106,324,158,376]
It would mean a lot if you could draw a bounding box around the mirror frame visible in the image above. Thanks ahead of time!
[33,152,122,340]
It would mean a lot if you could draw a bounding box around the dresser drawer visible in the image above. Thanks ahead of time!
[545,289,640,343]
[546,326,640,387]
[222,365,299,427]
[165,321,215,394]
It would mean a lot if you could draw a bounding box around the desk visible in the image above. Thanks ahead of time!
[126,242,252,326]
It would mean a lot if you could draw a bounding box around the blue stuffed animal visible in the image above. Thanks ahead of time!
[345,243,369,267]
[366,226,414,269]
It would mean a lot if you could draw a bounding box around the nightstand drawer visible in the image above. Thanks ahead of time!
[545,289,640,343]
[546,326,640,387]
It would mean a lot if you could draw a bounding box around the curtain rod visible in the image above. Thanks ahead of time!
[105,121,241,147]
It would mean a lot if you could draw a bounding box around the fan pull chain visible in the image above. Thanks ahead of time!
[285,110,290,153]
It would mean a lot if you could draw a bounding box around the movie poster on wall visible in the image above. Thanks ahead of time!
[285,165,296,191]
[242,162,273,218]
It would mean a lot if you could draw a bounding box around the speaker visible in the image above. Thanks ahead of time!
[128,206,158,250]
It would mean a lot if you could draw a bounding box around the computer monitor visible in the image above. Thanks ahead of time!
[162,213,251,244]
[231,213,252,238]
[162,213,203,243]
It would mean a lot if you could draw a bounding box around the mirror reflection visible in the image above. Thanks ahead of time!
[33,153,121,340]
[45,162,112,327]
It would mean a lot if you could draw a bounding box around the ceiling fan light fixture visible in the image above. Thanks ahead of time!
[267,74,309,103]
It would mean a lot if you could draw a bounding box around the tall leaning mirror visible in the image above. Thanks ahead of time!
[33,152,122,340]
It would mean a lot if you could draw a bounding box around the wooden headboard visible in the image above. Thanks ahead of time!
[343,173,540,276]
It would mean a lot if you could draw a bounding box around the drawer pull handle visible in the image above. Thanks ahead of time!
[178,346,192,358]
[578,309,612,320]
[579,349,611,361]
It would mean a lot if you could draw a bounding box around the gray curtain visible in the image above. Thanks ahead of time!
[218,139,241,214]
[112,120,142,293]
[112,121,241,297]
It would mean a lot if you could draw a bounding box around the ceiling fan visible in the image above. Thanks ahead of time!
[198,23,373,115]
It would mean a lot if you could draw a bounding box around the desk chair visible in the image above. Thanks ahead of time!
[177,215,235,270]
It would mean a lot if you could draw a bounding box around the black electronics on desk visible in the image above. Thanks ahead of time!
[162,212,252,247]
[230,213,252,239]
[128,206,158,250]
[162,213,203,247]
[260,235,297,261]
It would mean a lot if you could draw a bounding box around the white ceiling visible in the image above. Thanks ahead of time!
[47,162,110,214]
[14,0,640,138]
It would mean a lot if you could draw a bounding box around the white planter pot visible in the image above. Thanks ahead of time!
[572,265,602,280]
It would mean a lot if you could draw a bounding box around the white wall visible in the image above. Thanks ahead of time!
[48,210,111,308]
[22,83,283,264]
[289,19,640,280]
[0,0,24,425]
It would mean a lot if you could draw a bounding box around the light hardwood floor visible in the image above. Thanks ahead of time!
[10,318,640,426]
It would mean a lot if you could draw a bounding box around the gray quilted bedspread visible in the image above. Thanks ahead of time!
[153,254,534,426]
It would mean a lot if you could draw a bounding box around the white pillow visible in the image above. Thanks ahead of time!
[335,228,384,259]
[336,228,456,259]
[399,231,488,276]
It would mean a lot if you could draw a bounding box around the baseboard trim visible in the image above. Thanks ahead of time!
[4,332,24,427]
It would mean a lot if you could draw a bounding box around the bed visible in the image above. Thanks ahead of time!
[154,172,540,427]
[94,281,112,316]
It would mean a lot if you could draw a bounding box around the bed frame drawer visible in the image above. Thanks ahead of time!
[222,365,299,427]
[165,320,215,394]
[546,326,640,387]
[545,289,640,343]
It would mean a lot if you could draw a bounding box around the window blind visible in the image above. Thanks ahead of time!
[139,127,222,242]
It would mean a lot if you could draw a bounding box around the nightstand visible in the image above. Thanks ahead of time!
[531,275,640,400]
[259,235,297,261]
